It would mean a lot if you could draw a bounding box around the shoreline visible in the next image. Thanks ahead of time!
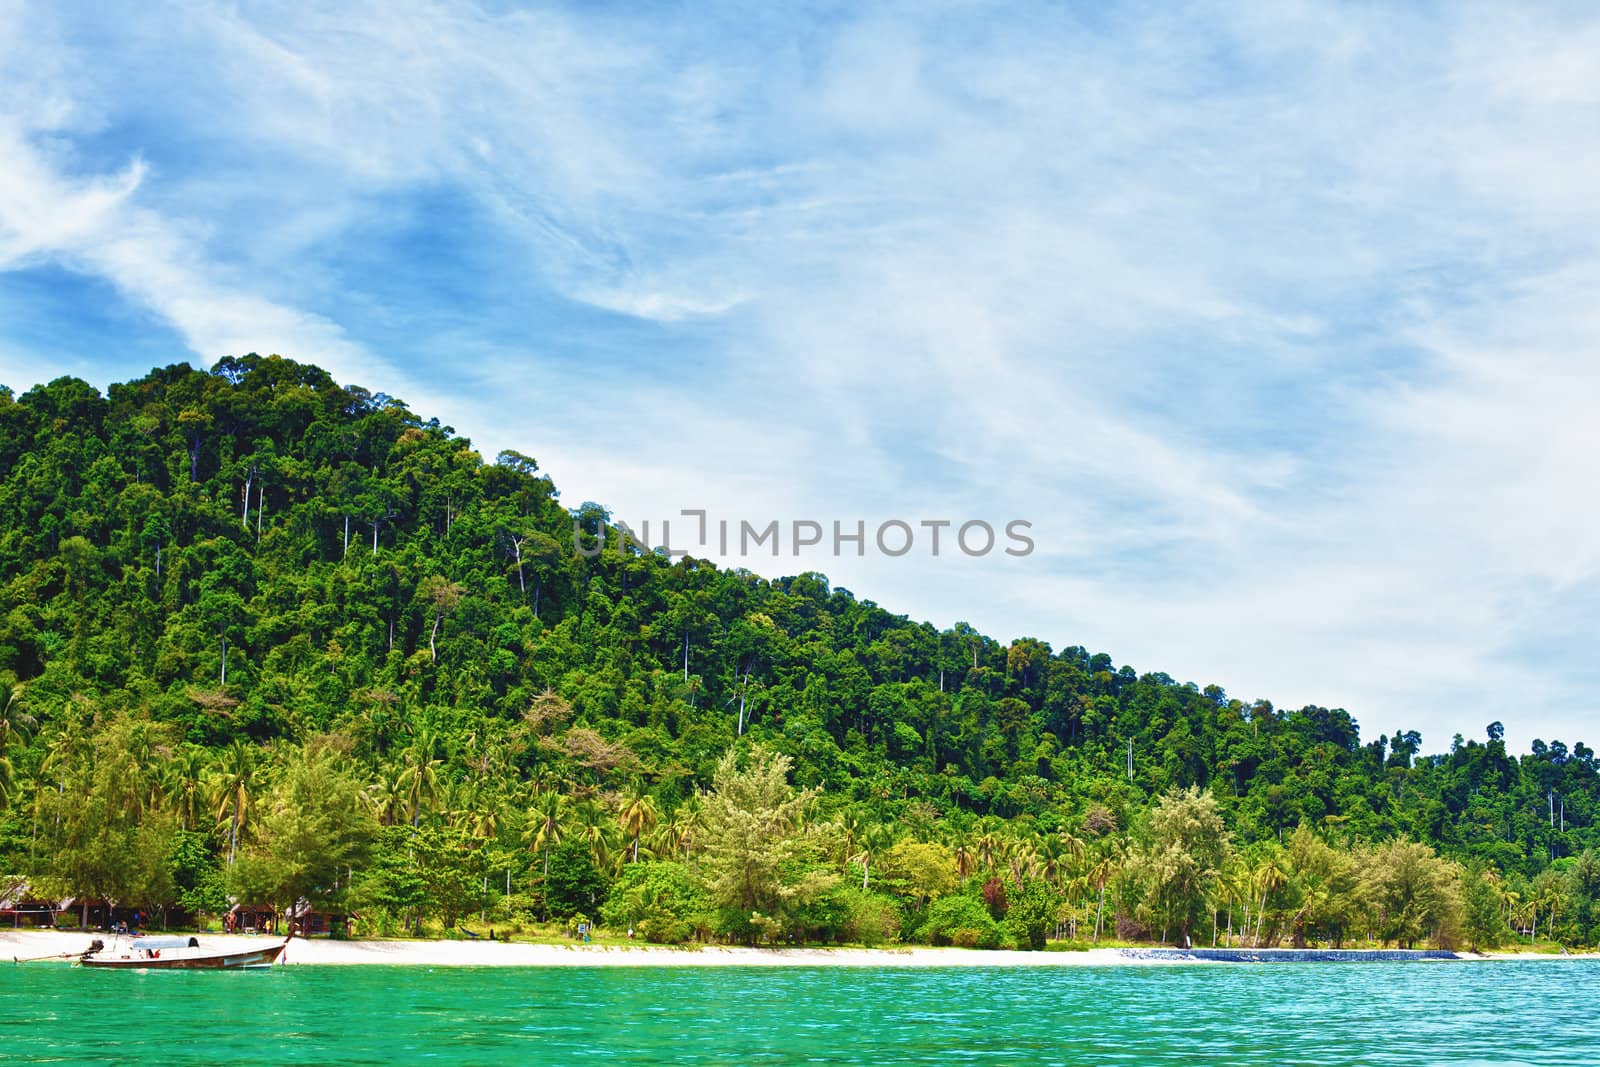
[4,929,1597,968]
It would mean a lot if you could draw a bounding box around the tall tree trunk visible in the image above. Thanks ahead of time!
[542,843,552,921]
[736,662,752,735]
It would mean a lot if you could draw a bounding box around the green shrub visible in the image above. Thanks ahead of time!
[836,887,902,946]
[601,861,711,944]
[918,893,1003,949]
[1002,880,1059,951]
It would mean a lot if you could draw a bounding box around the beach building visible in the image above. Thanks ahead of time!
[0,879,57,928]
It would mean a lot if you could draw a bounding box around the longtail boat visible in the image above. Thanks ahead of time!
[78,934,291,970]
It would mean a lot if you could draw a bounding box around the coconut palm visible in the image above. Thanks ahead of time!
[953,841,976,881]
[1008,839,1040,887]
[162,746,210,832]
[838,807,867,863]
[664,795,704,862]
[468,796,502,846]
[525,788,569,882]
[853,822,896,891]
[0,681,34,805]
[212,739,259,867]
[367,762,408,826]
[1526,868,1566,945]
[1251,853,1289,946]
[571,796,618,874]
[1086,840,1125,944]
[973,827,1005,873]
[1035,832,1079,892]
[398,730,443,826]
[1217,861,1251,948]
[619,789,660,863]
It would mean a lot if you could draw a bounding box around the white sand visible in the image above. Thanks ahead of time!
[5,929,1593,967]
[0,928,1152,967]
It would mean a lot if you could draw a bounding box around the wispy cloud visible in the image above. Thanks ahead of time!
[3,0,1599,750]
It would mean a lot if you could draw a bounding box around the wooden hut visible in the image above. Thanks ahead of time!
[226,902,278,934]
[0,879,57,928]
[286,899,354,938]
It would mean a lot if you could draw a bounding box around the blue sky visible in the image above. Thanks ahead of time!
[3,0,1599,754]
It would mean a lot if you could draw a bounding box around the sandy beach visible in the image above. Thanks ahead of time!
[0,928,1147,967]
[4,929,1595,967]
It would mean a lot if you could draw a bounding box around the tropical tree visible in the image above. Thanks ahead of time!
[525,788,570,893]
[619,789,660,864]
[212,739,260,868]
[1142,786,1232,946]
[1360,839,1465,949]
[700,744,833,943]
[0,680,34,805]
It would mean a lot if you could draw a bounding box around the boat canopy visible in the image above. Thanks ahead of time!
[129,936,200,950]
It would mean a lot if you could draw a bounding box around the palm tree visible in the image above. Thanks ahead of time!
[37,727,90,843]
[854,822,896,891]
[953,842,976,881]
[665,796,704,862]
[367,762,408,826]
[1086,840,1124,944]
[619,789,659,863]
[1008,839,1040,887]
[398,730,443,826]
[1035,832,1079,893]
[212,739,259,867]
[571,796,617,874]
[162,746,210,832]
[468,796,502,847]
[1217,862,1250,948]
[0,681,35,806]
[838,807,867,864]
[524,788,570,911]
[1527,868,1565,946]
[116,718,163,820]
[974,827,1004,873]
[1252,853,1289,947]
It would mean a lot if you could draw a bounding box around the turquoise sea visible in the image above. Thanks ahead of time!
[3,961,1597,1065]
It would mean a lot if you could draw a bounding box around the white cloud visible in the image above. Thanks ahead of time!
[4,0,1600,751]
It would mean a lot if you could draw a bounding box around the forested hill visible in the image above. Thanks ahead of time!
[0,356,1596,943]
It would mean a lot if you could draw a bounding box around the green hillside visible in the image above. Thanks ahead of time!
[1,355,1595,948]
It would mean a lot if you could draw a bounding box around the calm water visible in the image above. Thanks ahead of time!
[3,961,1597,1065]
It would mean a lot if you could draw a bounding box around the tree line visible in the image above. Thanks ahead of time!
[0,356,1596,948]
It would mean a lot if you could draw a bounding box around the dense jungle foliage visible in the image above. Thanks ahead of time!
[1,356,1596,949]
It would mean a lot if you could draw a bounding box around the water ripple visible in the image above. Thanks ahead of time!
[2,960,1597,1065]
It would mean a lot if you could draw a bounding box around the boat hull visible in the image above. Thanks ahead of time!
[81,939,289,970]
